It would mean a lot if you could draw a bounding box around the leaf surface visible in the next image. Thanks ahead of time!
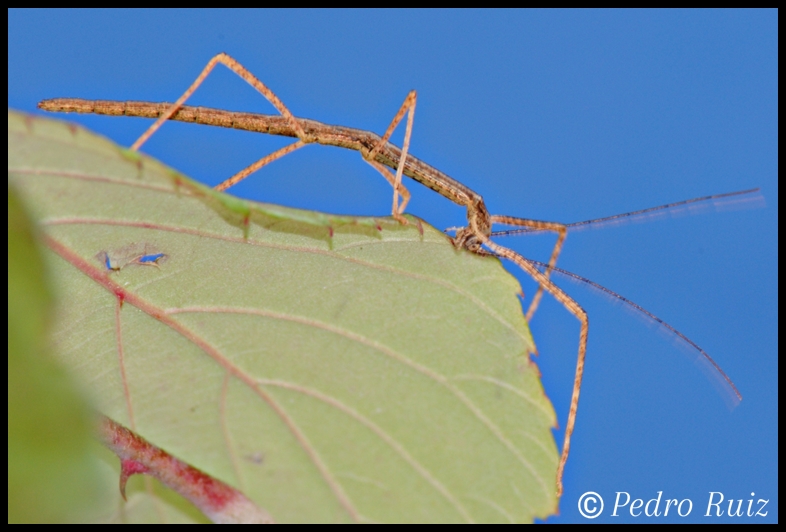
[8,109,558,523]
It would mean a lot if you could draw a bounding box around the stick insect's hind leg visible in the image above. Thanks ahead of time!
[480,235,587,498]
[491,216,568,322]
[129,52,310,192]
[214,141,307,192]
[363,91,418,225]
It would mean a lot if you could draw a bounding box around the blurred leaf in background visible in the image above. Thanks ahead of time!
[8,185,107,523]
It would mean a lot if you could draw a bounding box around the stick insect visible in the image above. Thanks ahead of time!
[38,52,756,497]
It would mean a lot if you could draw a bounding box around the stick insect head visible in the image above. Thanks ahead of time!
[452,197,493,253]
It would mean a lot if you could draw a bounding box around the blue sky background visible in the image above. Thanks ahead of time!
[9,9,777,523]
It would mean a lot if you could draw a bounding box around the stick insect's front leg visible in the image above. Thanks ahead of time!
[490,216,568,322]
[479,235,588,498]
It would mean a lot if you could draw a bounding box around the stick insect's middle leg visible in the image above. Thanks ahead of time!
[364,90,418,225]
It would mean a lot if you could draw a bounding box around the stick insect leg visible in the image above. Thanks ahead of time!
[364,160,412,222]
[364,91,418,225]
[480,235,587,498]
[214,140,306,192]
[130,53,311,192]
[490,216,568,322]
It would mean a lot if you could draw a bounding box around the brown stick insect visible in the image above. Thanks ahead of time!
[38,52,757,497]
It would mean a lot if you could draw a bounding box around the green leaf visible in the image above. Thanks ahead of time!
[8,109,558,523]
